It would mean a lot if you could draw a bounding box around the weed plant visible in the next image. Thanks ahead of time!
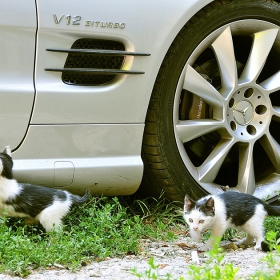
[131,237,239,280]
[131,232,280,280]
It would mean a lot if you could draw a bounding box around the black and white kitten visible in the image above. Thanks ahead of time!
[0,146,90,232]
[183,191,280,251]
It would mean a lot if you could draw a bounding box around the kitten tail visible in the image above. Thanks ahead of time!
[261,241,271,252]
[261,203,280,252]
[71,190,91,205]
[263,203,280,217]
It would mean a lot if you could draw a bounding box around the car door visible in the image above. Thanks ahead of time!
[0,1,36,150]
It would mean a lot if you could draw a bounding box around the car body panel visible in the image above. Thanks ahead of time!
[32,0,213,124]
[0,0,36,150]
[13,124,143,195]
[2,0,215,195]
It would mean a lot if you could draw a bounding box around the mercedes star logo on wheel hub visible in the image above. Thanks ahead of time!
[233,100,254,126]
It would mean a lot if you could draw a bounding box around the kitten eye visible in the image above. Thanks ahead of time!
[189,218,193,223]
[199,220,204,224]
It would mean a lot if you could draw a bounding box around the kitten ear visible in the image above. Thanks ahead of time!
[205,197,215,212]
[3,146,12,157]
[184,195,194,212]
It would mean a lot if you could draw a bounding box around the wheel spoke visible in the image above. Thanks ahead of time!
[211,26,237,96]
[260,71,280,93]
[259,134,280,172]
[198,138,235,183]
[176,119,224,143]
[184,65,223,113]
[236,143,255,194]
[272,106,280,121]
[239,29,279,83]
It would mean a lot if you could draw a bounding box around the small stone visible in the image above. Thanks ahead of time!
[228,242,238,250]
[53,263,65,269]
[89,272,102,277]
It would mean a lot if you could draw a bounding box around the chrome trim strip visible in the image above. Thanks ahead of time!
[45,68,145,74]
[46,48,151,56]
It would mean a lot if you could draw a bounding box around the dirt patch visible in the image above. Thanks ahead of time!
[0,234,272,280]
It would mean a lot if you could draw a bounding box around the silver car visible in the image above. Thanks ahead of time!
[2,0,280,203]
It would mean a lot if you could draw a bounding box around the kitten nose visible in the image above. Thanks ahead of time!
[193,226,198,231]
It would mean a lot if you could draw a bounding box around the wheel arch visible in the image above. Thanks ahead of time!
[139,0,215,122]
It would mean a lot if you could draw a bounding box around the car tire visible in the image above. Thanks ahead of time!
[140,0,280,203]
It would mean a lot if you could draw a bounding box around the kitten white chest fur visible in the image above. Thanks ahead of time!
[184,195,226,243]
[0,177,23,216]
[0,177,21,202]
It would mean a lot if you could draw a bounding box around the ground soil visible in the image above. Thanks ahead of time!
[0,233,272,280]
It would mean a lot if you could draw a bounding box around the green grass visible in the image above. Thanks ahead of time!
[1,194,280,278]
[0,195,182,277]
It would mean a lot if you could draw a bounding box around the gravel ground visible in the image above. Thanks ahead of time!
[0,233,273,280]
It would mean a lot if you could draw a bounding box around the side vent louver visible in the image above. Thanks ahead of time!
[45,39,150,86]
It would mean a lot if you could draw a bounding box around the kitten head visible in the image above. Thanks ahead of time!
[0,146,13,179]
[183,195,215,232]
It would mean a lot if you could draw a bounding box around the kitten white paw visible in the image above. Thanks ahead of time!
[253,245,262,251]
[235,238,254,246]
[235,238,246,246]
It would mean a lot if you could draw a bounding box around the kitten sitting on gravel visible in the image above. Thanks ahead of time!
[0,146,90,232]
[183,191,280,251]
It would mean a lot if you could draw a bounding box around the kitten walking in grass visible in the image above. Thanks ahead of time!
[0,146,90,232]
[183,191,280,251]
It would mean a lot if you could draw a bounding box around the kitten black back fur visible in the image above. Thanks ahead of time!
[5,184,68,218]
[219,191,264,226]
